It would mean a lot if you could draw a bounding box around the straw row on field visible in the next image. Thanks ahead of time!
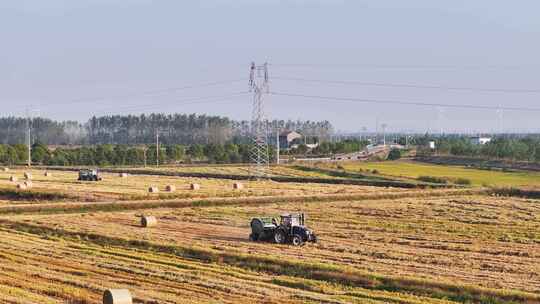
[5,220,538,304]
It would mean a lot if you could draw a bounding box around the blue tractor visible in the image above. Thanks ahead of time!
[249,213,317,246]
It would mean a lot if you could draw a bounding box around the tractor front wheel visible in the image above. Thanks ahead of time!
[249,233,258,242]
[274,230,286,244]
[292,234,303,246]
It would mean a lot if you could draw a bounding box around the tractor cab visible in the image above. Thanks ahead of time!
[280,213,304,229]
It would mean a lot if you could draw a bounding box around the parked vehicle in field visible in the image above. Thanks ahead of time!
[249,213,317,246]
[78,169,102,181]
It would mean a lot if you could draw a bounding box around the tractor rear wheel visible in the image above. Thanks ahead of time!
[274,230,286,244]
[292,234,303,246]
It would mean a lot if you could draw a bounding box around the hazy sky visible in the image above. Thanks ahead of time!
[1,0,540,133]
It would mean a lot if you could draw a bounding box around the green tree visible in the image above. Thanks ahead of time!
[12,144,27,163]
[204,144,227,163]
[387,148,402,160]
[113,145,128,165]
[187,144,204,160]
[4,145,20,165]
[166,145,185,163]
[0,145,6,164]
[31,142,49,164]
[294,144,309,155]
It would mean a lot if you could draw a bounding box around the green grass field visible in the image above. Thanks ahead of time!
[337,160,540,187]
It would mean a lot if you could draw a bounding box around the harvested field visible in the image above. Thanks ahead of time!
[117,165,335,178]
[0,168,411,203]
[7,194,540,302]
[1,163,538,303]
[333,160,540,187]
[0,227,417,304]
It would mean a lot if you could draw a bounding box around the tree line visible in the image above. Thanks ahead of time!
[419,136,540,162]
[0,142,275,166]
[0,114,333,146]
[0,140,374,166]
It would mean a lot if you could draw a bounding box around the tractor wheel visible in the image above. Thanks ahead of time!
[249,233,258,242]
[274,230,286,244]
[292,234,303,246]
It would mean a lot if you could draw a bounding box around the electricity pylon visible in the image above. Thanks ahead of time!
[249,62,270,179]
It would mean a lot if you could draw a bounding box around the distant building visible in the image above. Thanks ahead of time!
[279,131,302,150]
[470,137,492,145]
[429,141,436,149]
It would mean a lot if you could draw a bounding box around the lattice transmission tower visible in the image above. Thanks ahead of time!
[249,62,270,179]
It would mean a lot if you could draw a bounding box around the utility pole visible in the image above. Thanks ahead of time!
[155,130,160,167]
[276,130,280,165]
[381,123,387,146]
[405,132,409,148]
[249,61,270,179]
[25,108,40,167]
[143,146,148,168]
[26,109,31,167]
[375,117,379,144]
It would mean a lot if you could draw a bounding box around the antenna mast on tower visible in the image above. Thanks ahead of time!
[249,62,270,179]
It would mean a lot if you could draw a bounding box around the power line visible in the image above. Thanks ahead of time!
[11,78,246,110]
[270,91,540,112]
[90,91,250,116]
[273,76,540,94]
[270,63,537,71]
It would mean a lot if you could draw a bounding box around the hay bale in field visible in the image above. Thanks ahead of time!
[103,289,132,304]
[190,183,200,190]
[148,186,159,193]
[9,176,17,182]
[16,183,27,190]
[2,167,9,172]
[141,215,157,227]
[165,185,176,192]
[23,181,32,188]
[44,171,52,177]
[233,182,244,190]
[24,172,32,180]
[119,173,128,178]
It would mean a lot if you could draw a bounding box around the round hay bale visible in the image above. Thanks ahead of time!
[16,183,27,190]
[233,182,244,190]
[190,183,200,190]
[23,181,32,188]
[141,215,157,227]
[103,289,132,304]
[44,171,52,177]
[24,172,32,180]
[119,173,128,178]
[165,185,176,192]
[148,186,159,193]
[9,176,17,182]
[2,167,9,172]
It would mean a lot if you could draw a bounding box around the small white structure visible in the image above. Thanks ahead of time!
[279,131,303,150]
[470,137,491,145]
[429,141,436,150]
